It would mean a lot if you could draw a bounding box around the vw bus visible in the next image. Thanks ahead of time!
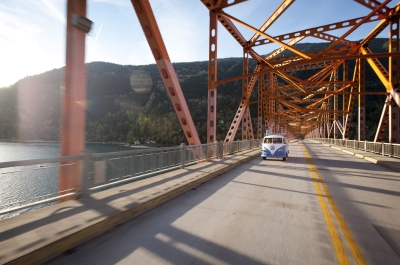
[261,134,289,161]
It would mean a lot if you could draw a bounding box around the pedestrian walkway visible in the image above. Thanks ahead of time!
[310,140,400,172]
[0,149,260,265]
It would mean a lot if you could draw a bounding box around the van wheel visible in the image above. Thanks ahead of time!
[283,157,286,161]
[262,157,266,160]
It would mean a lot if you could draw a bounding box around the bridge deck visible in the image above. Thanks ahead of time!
[0,149,260,264]
[1,141,400,264]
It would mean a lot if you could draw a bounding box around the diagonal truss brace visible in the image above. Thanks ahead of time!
[132,0,200,145]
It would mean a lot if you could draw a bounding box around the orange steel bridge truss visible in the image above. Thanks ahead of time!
[59,0,400,197]
[200,0,400,143]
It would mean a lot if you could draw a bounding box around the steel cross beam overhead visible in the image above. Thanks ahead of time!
[200,0,400,143]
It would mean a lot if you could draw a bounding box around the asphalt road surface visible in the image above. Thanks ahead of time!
[47,140,400,265]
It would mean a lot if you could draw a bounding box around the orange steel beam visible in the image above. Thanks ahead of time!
[224,64,261,142]
[310,32,356,46]
[389,97,400,143]
[207,10,218,144]
[215,51,400,86]
[59,0,87,201]
[359,18,390,47]
[374,96,390,142]
[257,72,265,139]
[249,49,306,92]
[389,15,400,94]
[323,0,392,54]
[197,2,400,138]
[283,61,333,72]
[272,91,388,97]
[241,50,249,140]
[132,0,200,145]
[389,15,400,109]
[343,62,359,139]
[270,46,352,66]
[253,16,380,47]
[216,13,247,47]
[265,36,305,61]
[201,0,248,10]
[306,85,351,109]
[249,0,295,46]
[201,2,247,48]
[361,46,391,91]
[353,0,391,19]
[220,11,312,60]
[220,0,248,9]
[307,61,343,82]
[358,59,366,140]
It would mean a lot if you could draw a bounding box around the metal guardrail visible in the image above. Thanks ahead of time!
[312,138,400,158]
[0,139,262,218]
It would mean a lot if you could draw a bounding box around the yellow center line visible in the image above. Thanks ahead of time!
[301,144,349,265]
[301,142,367,265]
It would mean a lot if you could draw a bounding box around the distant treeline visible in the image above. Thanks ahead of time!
[0,38,390,143]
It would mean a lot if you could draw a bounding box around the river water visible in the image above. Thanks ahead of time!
[0,141,136,219]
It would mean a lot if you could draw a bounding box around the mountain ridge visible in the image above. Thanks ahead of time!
[0,38,390,144]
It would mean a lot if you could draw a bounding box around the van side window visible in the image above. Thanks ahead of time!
[264,138,272,144]
[273,138,282,144]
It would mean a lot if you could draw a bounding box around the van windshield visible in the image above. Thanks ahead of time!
[264,138,283,144]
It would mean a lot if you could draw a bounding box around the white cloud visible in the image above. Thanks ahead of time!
[40,0,66,24]
[0,1,65,87]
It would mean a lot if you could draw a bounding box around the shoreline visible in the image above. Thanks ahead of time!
[0,140,161,149]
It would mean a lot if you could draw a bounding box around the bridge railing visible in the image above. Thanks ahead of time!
[312,138,400,158]
[0,139,262,219]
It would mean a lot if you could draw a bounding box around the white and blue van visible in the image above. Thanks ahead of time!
[261,134,289,161]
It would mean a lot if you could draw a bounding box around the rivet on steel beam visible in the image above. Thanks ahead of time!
[161,69,168,79]
[152,49,161,60]
[168,87,175,96]
[143,26,153,38]
[132,0,143,13]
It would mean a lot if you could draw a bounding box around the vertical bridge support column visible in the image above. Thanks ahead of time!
[374,96,390,142]
[333,69,338,139]
[131,0,200,145]
[358,58,366,141]
[257,71,265,139]
[207,10,218,144]
[59,0,88,201]
[389,15,400,143]
[389,99,400,143]
[343,60,349,134]
[269,73,276,133]
[241,50,249,140]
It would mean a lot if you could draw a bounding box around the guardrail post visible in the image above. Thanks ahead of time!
[181,143,186,169]
[220,140,224,158]
[79,150,91,198]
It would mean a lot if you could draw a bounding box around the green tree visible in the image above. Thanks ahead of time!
[127,131,134,144]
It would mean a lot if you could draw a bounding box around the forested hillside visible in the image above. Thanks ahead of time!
[0,38,390,144]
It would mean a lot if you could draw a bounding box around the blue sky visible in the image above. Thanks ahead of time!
[0,0,396,87]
